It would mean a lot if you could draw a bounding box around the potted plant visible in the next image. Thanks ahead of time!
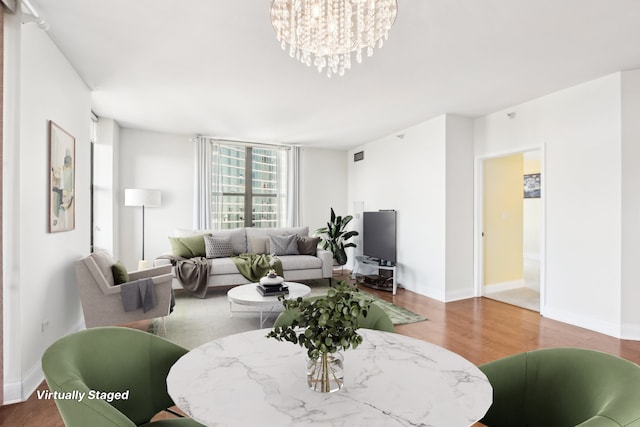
[315,208,359,266]
[266,281,371,393]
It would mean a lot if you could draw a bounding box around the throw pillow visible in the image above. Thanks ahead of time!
[204,235,234,259]
[249,236,270,254]
[269,234,299,256]
[169,234,209,258]
[297,236,320,256]
[111,260,130,285]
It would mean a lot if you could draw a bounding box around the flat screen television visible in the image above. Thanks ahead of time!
[363,210,397,265]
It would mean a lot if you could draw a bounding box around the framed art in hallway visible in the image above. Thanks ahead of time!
[49,121,75,232]
[523,173,541,199]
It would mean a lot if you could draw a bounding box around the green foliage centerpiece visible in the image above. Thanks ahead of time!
[267,281,371,393]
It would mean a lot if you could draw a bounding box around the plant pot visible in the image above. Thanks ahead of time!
[306,351,344,393]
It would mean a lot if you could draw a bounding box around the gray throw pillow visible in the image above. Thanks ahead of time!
[249,236,270,254]
[269,234,299,256]
[297,236,320,256]
[204,235,234,259]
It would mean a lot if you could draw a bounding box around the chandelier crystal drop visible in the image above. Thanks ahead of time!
[270,0,398,77]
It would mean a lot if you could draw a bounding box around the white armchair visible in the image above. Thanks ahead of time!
[74,251,173,328]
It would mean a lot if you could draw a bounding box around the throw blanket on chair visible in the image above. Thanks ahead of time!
[120,278,157,312]
[158,255,209,299]
[232,254,284,282]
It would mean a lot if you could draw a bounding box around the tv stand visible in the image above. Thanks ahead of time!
[352,256,398,295]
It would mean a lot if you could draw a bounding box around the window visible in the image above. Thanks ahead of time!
[214,144,286,229]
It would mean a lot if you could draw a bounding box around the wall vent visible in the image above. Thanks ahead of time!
[354,151,364,162]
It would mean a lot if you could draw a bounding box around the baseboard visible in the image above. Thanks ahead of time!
[3,319,86,404]
[543,305,621,339]
[3,381,23,405]
[484,279,525,294]
[621,322,640,341]
[445,288,475,302]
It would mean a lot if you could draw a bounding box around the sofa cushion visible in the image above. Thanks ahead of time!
[270,234,299,256]
[297,236,320,256]
[169,234,208,258]
[204,235,234,259]
[89,250,115,286]
[209,257,243,275]
[278,255,322,270]
[173,228,247,255]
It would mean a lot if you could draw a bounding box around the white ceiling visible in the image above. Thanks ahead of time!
[27,0,640,149]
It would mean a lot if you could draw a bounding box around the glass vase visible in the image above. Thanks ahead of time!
[306,351,344,393]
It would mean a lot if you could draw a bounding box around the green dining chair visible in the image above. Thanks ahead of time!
[41,326,204,427]
[478,348,640,427]
[273,295,395,333]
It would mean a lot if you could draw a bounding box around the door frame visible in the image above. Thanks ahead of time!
[473,145,546,315]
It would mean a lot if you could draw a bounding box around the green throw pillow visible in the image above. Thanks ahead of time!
[111,261,130,285]
[169,234,209,258]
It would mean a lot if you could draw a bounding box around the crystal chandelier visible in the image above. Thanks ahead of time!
[270,0,398,77]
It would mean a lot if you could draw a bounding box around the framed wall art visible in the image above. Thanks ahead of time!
[49,121,75,232]
[523,173,541,199]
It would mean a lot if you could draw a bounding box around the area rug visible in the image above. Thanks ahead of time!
[149,281,426,349]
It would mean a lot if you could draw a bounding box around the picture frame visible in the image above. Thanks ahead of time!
[523,173,541,199]
[49,121,76,232]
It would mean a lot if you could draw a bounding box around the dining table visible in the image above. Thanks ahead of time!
[166,328,493,426]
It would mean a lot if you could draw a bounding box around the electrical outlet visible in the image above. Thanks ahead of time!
[41,320,50,332]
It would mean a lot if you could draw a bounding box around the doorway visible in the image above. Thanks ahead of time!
[478,149,543,312]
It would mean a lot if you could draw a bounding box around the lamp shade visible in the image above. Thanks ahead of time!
[124,189,161,207]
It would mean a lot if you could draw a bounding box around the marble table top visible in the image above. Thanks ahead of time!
[167,328,492,427]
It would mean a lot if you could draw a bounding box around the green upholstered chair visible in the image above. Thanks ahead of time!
[478,348,640,427]
[41,327,204,427]
[273,295,395,333]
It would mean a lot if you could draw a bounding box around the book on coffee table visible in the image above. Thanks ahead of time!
[256,284,289,297]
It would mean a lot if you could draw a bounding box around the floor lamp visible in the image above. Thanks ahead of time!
[124,189,161,270]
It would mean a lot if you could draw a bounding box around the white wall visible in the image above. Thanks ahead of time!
[117,134,348,270]
[475,73,623,337]
[118,129,193,271]
[4,21,91,403]
[301,147,347,235]
[621,69,640,338]
[93,118,120,257]
[348,116,449,298]
[347,115,475,301]
[444,116,475,301]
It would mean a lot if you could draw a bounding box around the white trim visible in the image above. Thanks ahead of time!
[544,305,621,339]
[3,381,22,405]
[484,279,525,294]
[1,364,43,405]
[445,288,475,302]
[3,320,85,404]
[621,323,640,341]
[474,144,546,311]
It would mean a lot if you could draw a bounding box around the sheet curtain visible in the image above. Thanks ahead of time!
[193,136,212,229]
[286,146,301,227]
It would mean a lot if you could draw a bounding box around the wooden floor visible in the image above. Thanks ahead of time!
[3,273,640,426]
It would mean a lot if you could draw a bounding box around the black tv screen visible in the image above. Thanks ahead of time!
[363,210,397,264]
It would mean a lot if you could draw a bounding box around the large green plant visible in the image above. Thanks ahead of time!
[266,281,370,359]
[315,208,359,266]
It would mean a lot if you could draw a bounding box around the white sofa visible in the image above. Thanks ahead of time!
[155,226,334,289]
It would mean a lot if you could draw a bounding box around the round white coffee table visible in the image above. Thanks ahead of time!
[227,282,311,327]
